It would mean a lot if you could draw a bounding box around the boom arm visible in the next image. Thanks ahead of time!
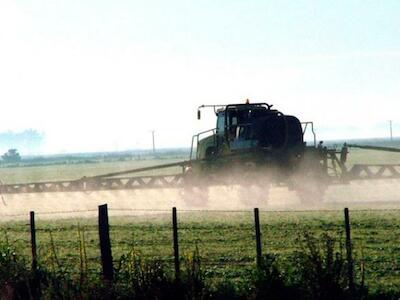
[347,144,400,153]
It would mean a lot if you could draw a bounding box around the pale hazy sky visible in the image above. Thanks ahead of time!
[0,1,399,154]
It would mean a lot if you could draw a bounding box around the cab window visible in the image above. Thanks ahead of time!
[216,113,225,136]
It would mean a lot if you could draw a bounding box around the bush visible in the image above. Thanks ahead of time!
[252,254,300,299]
[115,249,176,299]
[0,232,397,299]
[290,232,367,300]
[0,244,36,299]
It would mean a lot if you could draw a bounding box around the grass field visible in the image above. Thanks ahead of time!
[0,148,398,185]
[347,148,400,165]
[0,158,184,184]
[2,210,400,294]
[0,146,399,296]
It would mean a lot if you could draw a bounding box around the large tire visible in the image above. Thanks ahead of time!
[181,171,209,207]
[291,167,328,205]
[291,157,328,206]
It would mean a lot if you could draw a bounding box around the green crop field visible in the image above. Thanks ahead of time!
[347,148,400,165]
[0,145,399,297]
[2,210,400,295]
[0,158,184,184]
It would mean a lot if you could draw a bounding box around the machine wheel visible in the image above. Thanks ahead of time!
[291,156,328,206]
[291,168,328,205]
[181,170,209,207]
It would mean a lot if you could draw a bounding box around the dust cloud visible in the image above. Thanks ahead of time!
[1,178,400,221]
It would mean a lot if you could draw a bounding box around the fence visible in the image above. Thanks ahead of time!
[1,206,399,291]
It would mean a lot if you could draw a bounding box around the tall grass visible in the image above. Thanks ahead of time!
[0,231,395,299]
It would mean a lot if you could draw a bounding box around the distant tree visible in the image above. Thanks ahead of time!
[2,149,21,163]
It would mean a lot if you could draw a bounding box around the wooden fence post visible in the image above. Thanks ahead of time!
[98,204,113,281]
[30,211,37,270]
[344,207,355,292]
[172,207,180,280]
[254,208,262,267]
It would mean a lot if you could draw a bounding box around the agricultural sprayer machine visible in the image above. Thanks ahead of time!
[1,101,399,205]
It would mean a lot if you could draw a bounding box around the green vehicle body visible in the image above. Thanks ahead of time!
[191,103,318,179]
[183,102,331,204]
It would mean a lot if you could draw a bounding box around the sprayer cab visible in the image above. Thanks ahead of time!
[217,103,303,151]
[195,102,304,160]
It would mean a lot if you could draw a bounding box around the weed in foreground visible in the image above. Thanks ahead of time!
[0,231,399,299]
[290,232,367,300]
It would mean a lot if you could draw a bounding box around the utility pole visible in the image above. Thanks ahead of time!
[390,120,393,142]
[151,130,155,153]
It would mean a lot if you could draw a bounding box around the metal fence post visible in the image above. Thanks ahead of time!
[98,204,113,281]
[172,207,180,280]
[344,207,355,292]
[30,211,37,270]
[254,208,262,267]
